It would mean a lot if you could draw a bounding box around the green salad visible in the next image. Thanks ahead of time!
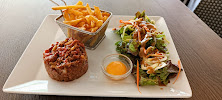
[114,11,182,86]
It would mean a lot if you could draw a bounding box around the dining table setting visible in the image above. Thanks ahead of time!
[1,0,222,100]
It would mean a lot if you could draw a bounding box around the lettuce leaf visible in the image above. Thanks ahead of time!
[114,27,124,36]
[129,43,136,52]
[115,41,138,63]
[125,25,134,35]
[122,35,132,41]
[120,26,134,41]
[132,66,158,86]
[131,60,181,86]
[145,15,151,23]
[127,40,139,56]
[156,36,167,53]
[155,67,170,85]
[139,77,158,86]
[135,11,145,20]
[154,60,181,85]
[115,41,125,53]
[156,34,165,38]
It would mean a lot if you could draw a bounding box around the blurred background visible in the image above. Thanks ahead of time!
[180,0,222,38]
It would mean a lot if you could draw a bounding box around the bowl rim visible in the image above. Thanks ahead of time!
[101,54,133,78]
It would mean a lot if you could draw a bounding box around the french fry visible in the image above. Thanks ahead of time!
[63,18,83,26]
[85,15,91,25]
[53,1,111,47]
[86,3,93,15]
[63,10,70,21]
[91,27,99,32]
[81,18,87,23]
[91,21,96,28]
[77,21,85,27]
[52,5,86,10]
[69,13,76,20]
[75,1,83,5]
[103,16,108,22]
[68,9,83,16]
[84,24,90,29]
[52,0,110,33]
[89,15,99,22]
[96,20,103,27]
[79,26,86,30]
[85,15,99,25]
[78,15,85,19]
[102,12,110,16]
[88,27,92,32]
[94,6,103,20]
[81,10,89,16]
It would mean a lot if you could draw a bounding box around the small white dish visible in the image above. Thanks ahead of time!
[101,54,133,80]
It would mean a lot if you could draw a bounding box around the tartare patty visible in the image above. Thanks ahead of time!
[43,38,88,81]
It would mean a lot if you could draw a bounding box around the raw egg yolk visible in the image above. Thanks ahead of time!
[106,61,127,75]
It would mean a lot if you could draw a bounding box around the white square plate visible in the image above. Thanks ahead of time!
[3,15,192,98]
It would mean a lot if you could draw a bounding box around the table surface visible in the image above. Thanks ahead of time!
[1,0,222,100]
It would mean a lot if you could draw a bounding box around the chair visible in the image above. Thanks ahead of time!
[194,0,222,38]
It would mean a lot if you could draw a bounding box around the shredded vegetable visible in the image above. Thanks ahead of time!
[119,20,131,24]
[137,60,141,93]
[173,60,181,84]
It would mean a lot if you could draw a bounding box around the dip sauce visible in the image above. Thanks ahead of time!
[106,61,127,75]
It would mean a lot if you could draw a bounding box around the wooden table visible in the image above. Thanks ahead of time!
[1,0,222,99]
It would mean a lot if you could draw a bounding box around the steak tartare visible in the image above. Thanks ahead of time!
[43,38,88,81]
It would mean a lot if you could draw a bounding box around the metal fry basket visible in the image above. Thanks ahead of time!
[55,9,112,50]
